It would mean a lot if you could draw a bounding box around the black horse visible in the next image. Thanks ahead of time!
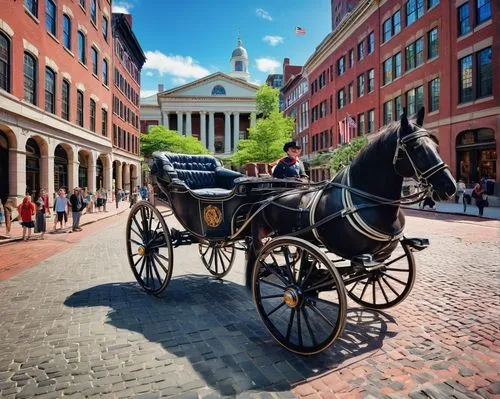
[246,108,457,286]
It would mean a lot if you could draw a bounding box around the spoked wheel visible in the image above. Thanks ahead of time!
[126,201,173,296]
[198,241,235,278]
[252,236,347,355]
[343,241,416,309]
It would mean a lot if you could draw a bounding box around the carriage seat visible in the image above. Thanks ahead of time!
[150,152,243,197]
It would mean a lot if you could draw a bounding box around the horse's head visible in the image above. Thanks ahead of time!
[395,107,456,200]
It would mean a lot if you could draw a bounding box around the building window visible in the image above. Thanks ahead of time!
[78,32,86,64]
[80,0,86,9]
[62,15,71,50]
[24,0,38,17]
[429,78,440,112]
[357,41,365,61]
[0,33,10,92]
[476,0,491,24]
[23,52,37,105]
[394,96,402,119]
[348,82,353,103]
[90,99,96,132]
[383,101,393,125]
[428,28,438,59]
[393,10,401,34]
[357,74,365,97]
[459,55,473,103]
[383,18,392,42]
[368,109,375,133]
[367,32,375,54]
[45,0,56,36]
[416,86,424,110]
[45,67,56,114]
[337,56,345,75]
[211,85,226,95]
[394,52,402,78]
[90,0,97,25]
[428,0,439,8]
[102,16,108,41]
[337,88,345,109]
[383,58,393,85]
[458,3,471,36]
[367,69,375,92]
[91,47,98,76]
[477,47,492,98]
[406,0,424,26]
[61,79,70,121]
[102,59,108,85]
[349,49,354,68]
[77,90,84,127]
[405,38,423,71]
[358,113,365,135]
[406,89,416,116]
[416,37,424,66]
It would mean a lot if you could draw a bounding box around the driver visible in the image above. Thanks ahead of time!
[272,141,308,179]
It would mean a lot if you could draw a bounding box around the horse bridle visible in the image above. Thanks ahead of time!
[393,127,448,185]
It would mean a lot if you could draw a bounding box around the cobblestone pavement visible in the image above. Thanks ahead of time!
[0,207,498,398]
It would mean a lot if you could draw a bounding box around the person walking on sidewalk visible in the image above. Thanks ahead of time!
[18,194,35,240]
[115,187,120,210]
[53,188,69,230]
[472,183,488,217]
[69,187,85,232]
[35,189,49,239]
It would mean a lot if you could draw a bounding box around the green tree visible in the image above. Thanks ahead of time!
[140,125,209,158]
[255,84,279,118]
[330,136,369,173]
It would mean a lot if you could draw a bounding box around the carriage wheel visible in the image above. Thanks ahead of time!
[344,241,415,309]
[198,241,235,278]
[126,201,173,296]
[252,236,347,355]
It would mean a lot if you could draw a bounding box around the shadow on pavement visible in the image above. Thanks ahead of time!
[64,275,397,396]
[403,208,492,223]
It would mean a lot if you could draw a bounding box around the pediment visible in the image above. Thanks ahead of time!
[159,73,258,99]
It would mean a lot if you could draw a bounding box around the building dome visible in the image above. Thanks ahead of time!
[231,36,248,59]
[230,35,250,82]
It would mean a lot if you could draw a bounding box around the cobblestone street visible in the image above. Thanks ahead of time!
[0,208,498,398]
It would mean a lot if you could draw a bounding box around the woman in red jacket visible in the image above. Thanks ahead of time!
[18,194,35,240]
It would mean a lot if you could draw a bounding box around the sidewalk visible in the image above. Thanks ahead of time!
[0,199,131,245]
[404,200,500,220]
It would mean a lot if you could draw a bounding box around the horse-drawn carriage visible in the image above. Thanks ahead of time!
[126,109,456,355]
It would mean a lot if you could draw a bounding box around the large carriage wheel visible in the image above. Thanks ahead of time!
[126,201,173,296]
[252,237,347,355]
[198,241,235,278]
[343,241,415,309]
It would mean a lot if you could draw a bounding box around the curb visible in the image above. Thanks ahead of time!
[402,206,497,220]
[0,207,129,246]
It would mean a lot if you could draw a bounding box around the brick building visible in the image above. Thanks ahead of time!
[303,0,498,188]
[111,13,145,193]
[0,0,144,206]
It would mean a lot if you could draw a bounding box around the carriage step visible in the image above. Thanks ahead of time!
[170,228,194,247]
[402,237,429,251]
[351,254,385,271]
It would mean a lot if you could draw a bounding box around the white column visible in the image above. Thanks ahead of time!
[122,164,130,192]
[70,160,79,191]
[87,161,97,194]
[104,164,113,192]
[186,111,192,136]
[208,111,215,152]
[233,111,240,151]
[9,148,25,204]
[176,111,183,135]
[162,111,169,129]
[224,111,231,154]
[116,162,123,190]
[250,112,257,128]
[199,111,207,148]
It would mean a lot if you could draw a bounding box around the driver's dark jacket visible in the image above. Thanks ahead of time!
[272,156,307,178]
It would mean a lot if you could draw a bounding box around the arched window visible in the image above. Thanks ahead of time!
[90,0,97,24]
[45,0,56,36]
[77,90,84,127]
[102,58,108,85]
[61,79,70,121]
[89,98,96,132]
[0,32,10,92]
[24,0,38,17]
[211,85,226,96]
[78,31,86,64]
[63,15,71,50]
[235,60,243,72]
[24,52,37,105]
[45,67,56,113]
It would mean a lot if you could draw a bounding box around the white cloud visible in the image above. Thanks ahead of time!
[145,71,154,77]
[171,77,187,86]
[140,90,157,98]
[255,58,281,74]
[263,35,283,46]
[112,1,132,13]
[256,8,273,21]
[144,50,210,79]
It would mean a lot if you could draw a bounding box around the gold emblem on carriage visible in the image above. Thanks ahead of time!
[203,205,222,228]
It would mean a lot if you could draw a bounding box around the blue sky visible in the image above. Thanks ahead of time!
[111,0,332,97]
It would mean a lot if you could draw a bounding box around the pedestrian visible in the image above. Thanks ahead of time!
[3,199,13,237]
[95,191,102,212]
[18,194,35,240]
[272,141,309,180]
[456,179,467,212]
[129,187,139,208]
[115,187,120,209]
[101,189,108,212]
[471,182,488,217]
[140,185,148,201]
[35,189,49,239]
[69,187,85,232]
[53,188,69,230]
[147,183,154,204]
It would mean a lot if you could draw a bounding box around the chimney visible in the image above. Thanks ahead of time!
[158,83,164,92]
[283,58,290,67]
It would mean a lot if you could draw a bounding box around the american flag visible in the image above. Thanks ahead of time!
[295,26,306,35]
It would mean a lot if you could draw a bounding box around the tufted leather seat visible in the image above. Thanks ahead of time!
[150,152,243,196]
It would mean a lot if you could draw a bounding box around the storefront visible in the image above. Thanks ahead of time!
[456,128,496,186]
[25,138,40,198]
[0,131,8,204]
[54,145,68,192]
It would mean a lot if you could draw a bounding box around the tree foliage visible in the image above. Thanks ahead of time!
[140,125,209,158]
[330,136,369,173]
[255,84,279,118]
